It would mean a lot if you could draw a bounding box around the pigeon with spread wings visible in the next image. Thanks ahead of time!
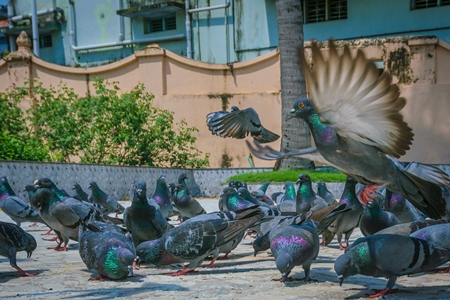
[247,40,449,219]
[207,106,279,143]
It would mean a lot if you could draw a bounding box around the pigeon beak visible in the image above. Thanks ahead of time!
[281,272,288,283]
[27,251,33,258]
[285,109,296,121]
[128,265,134,277]
[253,250,258,257]
[338,275,344,286]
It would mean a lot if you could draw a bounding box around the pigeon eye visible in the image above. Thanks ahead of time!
[299,102,305,109]
[344,263,349,269]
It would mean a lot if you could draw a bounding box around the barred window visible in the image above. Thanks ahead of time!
[302,0,347,24]
[144,15,176,34]
[39,35,52,48]
[411,0,450,9]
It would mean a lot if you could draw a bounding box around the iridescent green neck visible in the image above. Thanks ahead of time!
[298,182,314,197]
[306,113,337,144]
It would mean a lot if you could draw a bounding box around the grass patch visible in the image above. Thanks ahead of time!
[228,168,347,183]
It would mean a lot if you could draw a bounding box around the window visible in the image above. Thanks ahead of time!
[411,0,450,9]
[302,0,347,24]
[144,15,176,34]
[39,35,52,48]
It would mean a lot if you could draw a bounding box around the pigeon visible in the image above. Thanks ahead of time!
[0,221,37,276]
[33,177,71,200]
[219,186,257,212]
[172,184,206,221]
[375,219,450,236]
[382,189,425,223]
[335,234,450,298]
[72,183,90,202]
[0,176,43,226]
[278,181,297,214]
[136,206,264,276]
[295,174,328,215]
[410,223,450,272]
[79,220,135,280]
[442,186,450,220]
[323,176,364,250]
[246,40,449,219]
[30,188,99,251]
[316,182,336,205]
[24,184,36,204]
[177,173,190,192]
[270,220,320,283]
[359,192,401,236]
[124,180,172,247]
[149,174,174,219]
[238,187,271,208]
[254,202,349,256]
[250,181,275,206]
[206,106,279,143]
[88,181,125,217]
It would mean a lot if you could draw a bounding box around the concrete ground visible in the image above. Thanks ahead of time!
[1,198,450,300]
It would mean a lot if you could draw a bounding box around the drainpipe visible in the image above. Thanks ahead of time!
[117,0,124,42]
[185,0,192,58]
[10,9,57,22]
[7,1,15,52]
[31,0,39,57]
[185,0,230,59]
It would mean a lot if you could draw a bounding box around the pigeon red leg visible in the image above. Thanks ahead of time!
[204,258,217,268]
[166,268,197,276]
[360,184,386,204]
[10,259,37,277]
[368,288,398,298]
[89,274,105,281]
[29,223,38,227]
[47,240,63,250]
[41,229,53,236]
[42,236,58,242]
[218,253,230,260]
[440,265,450,273]
[339,242,347,251]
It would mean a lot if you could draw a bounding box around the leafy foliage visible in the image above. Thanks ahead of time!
[0,85,49,161]
[2,78,209,168]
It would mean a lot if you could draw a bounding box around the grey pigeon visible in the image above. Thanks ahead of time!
[34,177,71,200]
[270,220,320,283]
[323,177,364,250]
[410,223,450,272]
[359,193,401,236]
[173,184,207,221]
[88,181,125,217]
[246,40,449,219]
[238,187,271,208]
[24,184,36,204]
[316,182,336,205]
[0,176,43,226]
[0,221,37,276]
[30,188,99,251]
[207,106,279,143]
[383,189,425,223]
[251,181,275,206]
[335,234,450,298]
[278,181,297,213]
[72,183,90,202]
[136,206,264,276]
[124,180,172,247]
[219,186,257,212]
[79,220,135,280]
[442,186,450,220]
[375,219,450,236]
[296,174,328,215]
[149,174,174,219]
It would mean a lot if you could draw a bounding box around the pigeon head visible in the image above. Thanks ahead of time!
[24,233,37,258]
[133,180,147,200]
[237,187,250,197]
[275,252,294,283]
[230,106,240,112]
[296,174,311,185]
[252,235,270,257]
[135,240,163,266]
[99,242,135,280]
[178,173,187,183]
[286,98,316,121]
[34,178,57,189]
[24,184,36,192]
[72,183,81,190]
[1,175,8,184]
[88,181,98,190]
[334,252,356,286]
[221,187,237,197]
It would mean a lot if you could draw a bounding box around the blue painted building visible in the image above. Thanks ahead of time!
[0,0,449,66]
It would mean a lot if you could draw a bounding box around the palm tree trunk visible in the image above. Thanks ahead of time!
[276,0,314,170]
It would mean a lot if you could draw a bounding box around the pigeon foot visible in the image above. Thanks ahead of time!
[12,265,37,277]
[41,229,54,236]
[166,268,197,276]
[368,288,398,298]
[42,236,58,242]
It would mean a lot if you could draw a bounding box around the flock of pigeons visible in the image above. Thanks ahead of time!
[1,39,450,297]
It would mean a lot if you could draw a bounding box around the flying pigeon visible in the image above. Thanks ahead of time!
[0,221,37,276]
[136,206,264,276]
[0,176,43,226]
[316,182,336,205]
[295,174,328,215]
[207,106,279,143]
[270,220,320,283]
[88,181,125,217]
[246,40,449,219]
[359,192,401,236]
[124,180,172,247]
[79,220,135,280]
[335,234,450,298]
